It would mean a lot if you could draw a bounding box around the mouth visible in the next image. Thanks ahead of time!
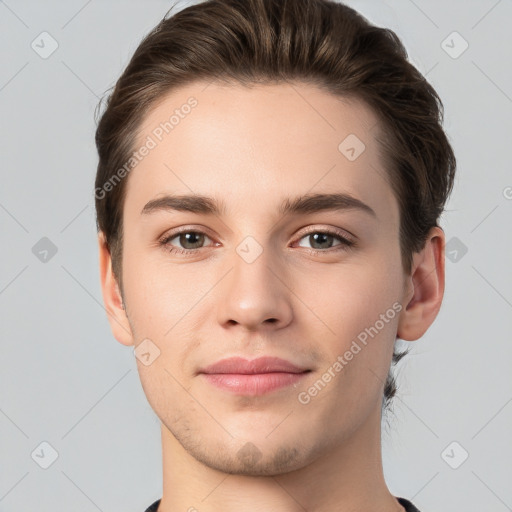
[199,356,312,396]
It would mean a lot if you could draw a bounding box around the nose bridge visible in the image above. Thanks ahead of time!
[217,234,292,329]
[231,234,280,302]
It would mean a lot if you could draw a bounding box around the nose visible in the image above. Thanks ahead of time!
[217,241,293,332]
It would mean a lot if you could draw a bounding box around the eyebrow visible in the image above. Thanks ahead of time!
[140,192,376,218]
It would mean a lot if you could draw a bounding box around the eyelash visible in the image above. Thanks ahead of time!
[158,227,356,257]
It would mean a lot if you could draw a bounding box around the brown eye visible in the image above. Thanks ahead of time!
[175,232,206,250]
[159,230,214,256]
[302,232,337,250]
[296,229,355,252]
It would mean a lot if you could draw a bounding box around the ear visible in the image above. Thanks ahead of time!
[98,231,135,346]
[397,226,445,341]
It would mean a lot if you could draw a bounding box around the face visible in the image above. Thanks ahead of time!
[110,80,412,475]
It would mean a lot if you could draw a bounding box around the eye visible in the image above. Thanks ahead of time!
[158,227,356,257]
[159,229,215,256]
[295,228,355,253]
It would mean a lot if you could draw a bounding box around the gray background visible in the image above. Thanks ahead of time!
[1,0,511,510]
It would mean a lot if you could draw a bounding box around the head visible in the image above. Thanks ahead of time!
[95,0,455,475]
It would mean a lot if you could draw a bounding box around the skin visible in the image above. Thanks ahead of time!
[98,80,445,512]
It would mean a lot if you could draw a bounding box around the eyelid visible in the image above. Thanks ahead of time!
[159,224,357,256]
[159,224,355,245]
[158,225,216,243]
[295,224,356,243]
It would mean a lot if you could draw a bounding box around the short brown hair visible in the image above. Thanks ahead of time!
[94,0,456,411]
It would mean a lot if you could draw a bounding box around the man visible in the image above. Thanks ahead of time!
[94,1,456,510]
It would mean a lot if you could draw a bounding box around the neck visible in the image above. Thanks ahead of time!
[157,404,404,512]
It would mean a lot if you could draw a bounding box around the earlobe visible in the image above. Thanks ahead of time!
[98,232,134,346]
[397,227,446,341]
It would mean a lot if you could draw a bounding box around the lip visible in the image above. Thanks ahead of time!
[200,356,308,374]
[199,356,311,396]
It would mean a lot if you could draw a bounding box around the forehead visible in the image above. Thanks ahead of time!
[125,80,398,226]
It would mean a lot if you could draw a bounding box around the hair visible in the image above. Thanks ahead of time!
[94,0,456,412]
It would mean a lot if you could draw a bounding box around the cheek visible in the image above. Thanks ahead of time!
[123,252,215,378]
[123,228,404,348]
[122,243,202,332]
[299,264,402,411]
[294,256,402,343]
[136,357,196,427]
